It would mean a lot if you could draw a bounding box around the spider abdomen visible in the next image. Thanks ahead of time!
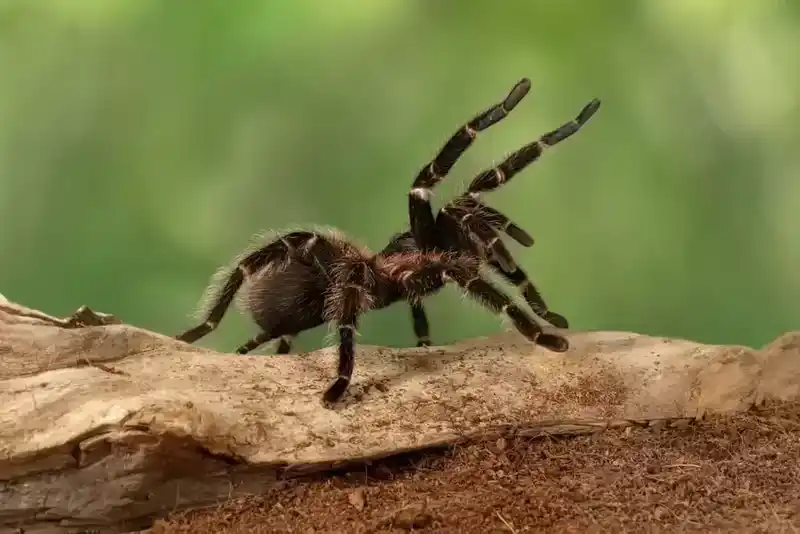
[244,262,328,339]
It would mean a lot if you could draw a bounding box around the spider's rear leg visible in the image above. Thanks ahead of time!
[175,243,288,344]
[409,78,532,251]
[486,259,569,328]
[466,98,601,196]
[176,264,247,344]
[235,332,295,354]
[176,231,330,347]
[275,335,295,354]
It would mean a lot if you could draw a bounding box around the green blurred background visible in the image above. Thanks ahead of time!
[1,0,798,354]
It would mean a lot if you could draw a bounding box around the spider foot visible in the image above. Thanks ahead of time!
[536,332,570,353]
[323,376,350,403]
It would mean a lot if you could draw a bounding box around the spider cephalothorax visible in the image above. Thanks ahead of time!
[175,77,600,402]
[176,228,568,402]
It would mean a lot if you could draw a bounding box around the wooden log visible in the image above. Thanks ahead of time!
[0,298,798,533]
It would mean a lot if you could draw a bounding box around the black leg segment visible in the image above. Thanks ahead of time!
[467,98,601,195]
[236,331,273,354]
[323,323,357,403]
[411,303,431,346]
[488,259,569,328]
[448,271,569,352]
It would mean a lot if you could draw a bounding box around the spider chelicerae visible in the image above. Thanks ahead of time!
[176,78,600,403]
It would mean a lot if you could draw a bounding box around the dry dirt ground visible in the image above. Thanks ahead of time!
[156,401,800,534]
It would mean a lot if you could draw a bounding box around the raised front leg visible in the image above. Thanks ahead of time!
[408,78,532,251]
[465,98,601,195]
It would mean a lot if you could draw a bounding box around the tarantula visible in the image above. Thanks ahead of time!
[175,78,600,403]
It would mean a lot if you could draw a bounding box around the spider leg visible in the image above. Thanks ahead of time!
[236,331,273,354]
[440,205,517,272]
[397,257,568,352]
[235,333,295,354]
[437,203,567,328]
[409,78,532,251]
[446,196,534,247]
[378,231,418,256]
[486,259,569,328]
[324,320,358,403]
[447,271,568,352]
[275,334,295,354]
[322,260,375,403]
[434,195,568,328]
[466,98,601,195]
[410,303,431,346]
[377,233,436,346]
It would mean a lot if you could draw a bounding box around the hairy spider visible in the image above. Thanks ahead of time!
[176,228,569,403]
[175,78,600,403]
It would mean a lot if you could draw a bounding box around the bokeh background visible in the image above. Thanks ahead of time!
[1,1,798,354]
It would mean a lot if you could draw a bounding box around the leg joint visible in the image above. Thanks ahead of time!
[410,187,432,201]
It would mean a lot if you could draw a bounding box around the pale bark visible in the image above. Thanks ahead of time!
[0,299,798,533]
